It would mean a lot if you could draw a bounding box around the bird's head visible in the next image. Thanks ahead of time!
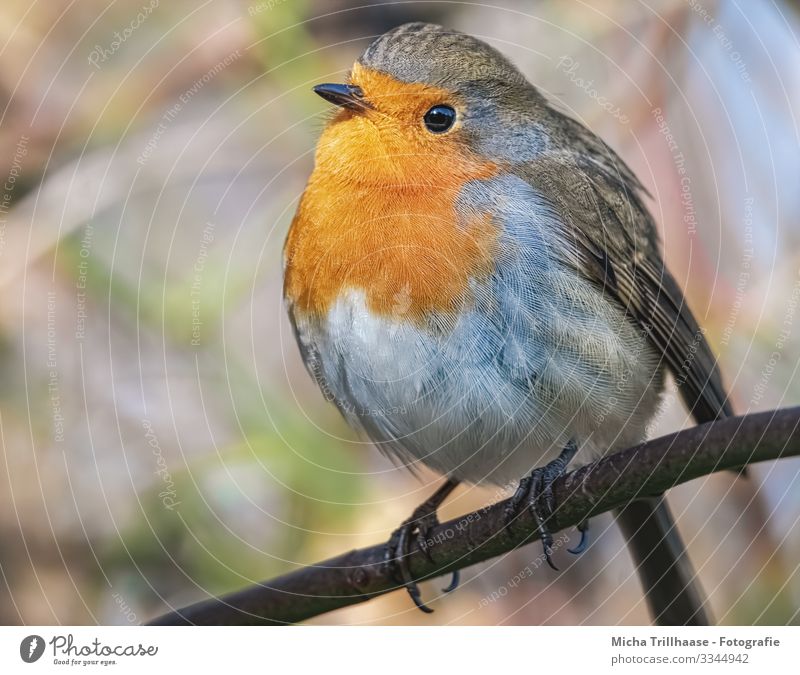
[311,22,547,188]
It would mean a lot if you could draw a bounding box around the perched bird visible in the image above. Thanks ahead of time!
[283,22,731,624]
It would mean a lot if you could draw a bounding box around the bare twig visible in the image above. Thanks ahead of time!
[147,407,800,625]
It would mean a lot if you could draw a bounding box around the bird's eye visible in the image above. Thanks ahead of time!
[423,105,456,133]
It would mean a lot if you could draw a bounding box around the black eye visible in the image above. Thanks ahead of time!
[423,105,456,133]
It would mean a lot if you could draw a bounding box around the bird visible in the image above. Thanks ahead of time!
[283,22,732,625]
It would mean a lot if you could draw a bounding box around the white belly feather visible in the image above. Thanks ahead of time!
[292,286,662,486]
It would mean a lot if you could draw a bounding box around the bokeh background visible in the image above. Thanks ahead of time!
[1,0,799,625]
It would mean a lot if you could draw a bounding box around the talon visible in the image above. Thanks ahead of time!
[442,570,460,593]
[568,520,590,555]
[527,469,559,569]
[408,582,434,613]
[543,544,559,571]
[534,511,559,571]
[505,440,579,571]
[384,479,460,612]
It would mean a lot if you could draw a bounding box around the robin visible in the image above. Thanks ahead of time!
[283,22,731,624]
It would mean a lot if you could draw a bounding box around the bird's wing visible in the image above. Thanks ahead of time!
[514,113,732,627]
[515,119,731,424]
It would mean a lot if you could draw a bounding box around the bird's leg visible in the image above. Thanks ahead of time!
[504,440,579,570]
[385,478,460,613]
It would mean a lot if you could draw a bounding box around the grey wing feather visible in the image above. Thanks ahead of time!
[516,115,731,424]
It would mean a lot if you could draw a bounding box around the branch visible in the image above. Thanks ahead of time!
[147,407,800,625]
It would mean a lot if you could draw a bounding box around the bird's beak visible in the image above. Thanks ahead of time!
[313,83,371,110]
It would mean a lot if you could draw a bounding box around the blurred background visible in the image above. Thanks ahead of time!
[1,0,799,626]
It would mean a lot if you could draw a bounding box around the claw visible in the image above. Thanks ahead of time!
[568,521,590,555]
[505,440,579,569]
[387,518,434,613]
[384,479,460,613]
[532,499,559,571]
[408,583,434,613]
[442,570,460,593]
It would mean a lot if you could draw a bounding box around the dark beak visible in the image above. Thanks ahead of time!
[313,83,370,110]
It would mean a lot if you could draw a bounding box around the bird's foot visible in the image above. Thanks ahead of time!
[504,440,579,570]
[384,479,460,613]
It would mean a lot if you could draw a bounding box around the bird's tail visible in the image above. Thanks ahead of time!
[614,496,710,625]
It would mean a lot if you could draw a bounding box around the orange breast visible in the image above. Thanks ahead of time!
[284,183,497,321]
[284,68,500,322]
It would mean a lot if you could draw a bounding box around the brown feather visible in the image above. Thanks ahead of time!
[515,110,732,424]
